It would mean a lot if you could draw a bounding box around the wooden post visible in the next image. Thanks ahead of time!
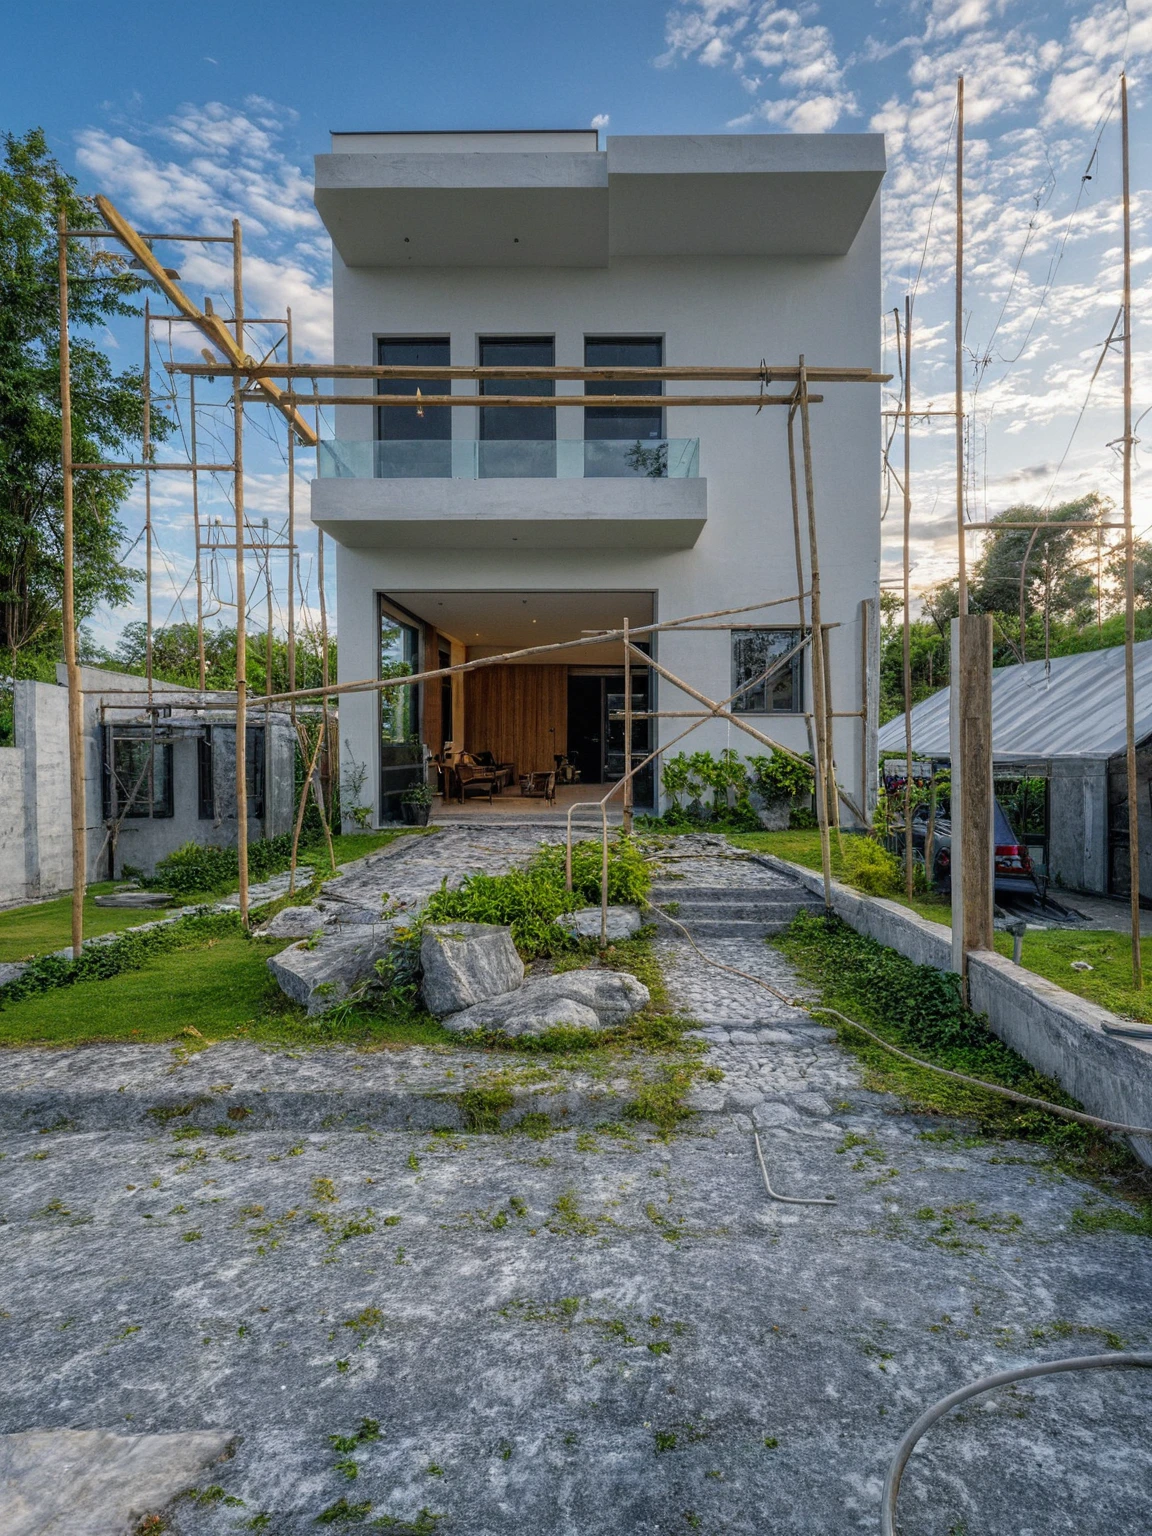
[902,294,915,897]
[950,613,994,975]
[190,374,206,691]
[797,359,834,909]
[232,218,249,929]
[955,74,968,615]
[1121,73,1143,988]
[57,211,86,961]
[623,616,633,833]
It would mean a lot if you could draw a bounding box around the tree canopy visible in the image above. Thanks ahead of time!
[0,128,165,680]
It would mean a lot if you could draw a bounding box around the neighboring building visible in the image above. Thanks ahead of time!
[311,129,885,822]
[876,641,1152,900]
[0,665,297,906]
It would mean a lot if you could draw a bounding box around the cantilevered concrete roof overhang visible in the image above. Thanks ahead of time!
[314,131,885,267]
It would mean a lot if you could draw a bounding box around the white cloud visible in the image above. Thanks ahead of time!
[591,112,610,128]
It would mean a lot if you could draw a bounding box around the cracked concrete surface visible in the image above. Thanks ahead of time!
[1,833,1150,1533]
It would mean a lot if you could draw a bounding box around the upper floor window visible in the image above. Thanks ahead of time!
[584,336,664,477]
[479,336,555,477]
[731,627,805,714]
[376,337,451,478]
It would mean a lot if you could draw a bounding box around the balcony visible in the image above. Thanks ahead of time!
[316,438,700,480]
[311,442,707,552]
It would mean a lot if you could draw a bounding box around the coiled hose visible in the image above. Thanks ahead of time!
[880,1354,1152,1534]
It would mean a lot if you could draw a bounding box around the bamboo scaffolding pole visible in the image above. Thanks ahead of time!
[170,362,889,383]
[92,196,316,446]
[275,391,823,409]
[252,596,808,708]
[286,309,297,715]
[190,375,206,690]
[797,359,834,908]
[289,716,326,898]
[57,211,86,961]
[143,299,153,704]
[623,617,633,834]
[902,296,915,899]
[68,461,235,471]
[955,74,968,615]
[232,219,250,930]
[315,391,333,839]
[1121,72,1143,989]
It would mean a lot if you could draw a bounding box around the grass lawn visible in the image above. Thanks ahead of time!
[726,829,1152,1024]
[0,930,450,1050]
[0,884,157,964]
[0,828,413,966]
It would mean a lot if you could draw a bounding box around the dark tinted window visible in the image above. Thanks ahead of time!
[101,731,174,819]
[479,336,555,443]
[198,727,214,819]
[376,337,451,440]
[731,628,804,714]
[584,336,663,441]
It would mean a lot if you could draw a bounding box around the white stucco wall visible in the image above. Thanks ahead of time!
[317,170,881,824]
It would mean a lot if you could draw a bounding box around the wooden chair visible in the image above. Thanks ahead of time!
[473,751,515,791]
[519,770,557,804]
[456,761,499,804]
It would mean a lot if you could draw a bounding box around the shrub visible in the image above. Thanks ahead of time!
[747,750,814,802]
[422,835,651,957]
[839,836,902,897]
[151,833,301,897]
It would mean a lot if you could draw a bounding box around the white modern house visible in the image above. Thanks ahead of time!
[310,129,884,822]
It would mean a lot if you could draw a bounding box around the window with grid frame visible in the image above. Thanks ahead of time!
[102,731,174,819]
[731,627,805,714]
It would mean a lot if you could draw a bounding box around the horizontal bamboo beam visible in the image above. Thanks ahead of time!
[280,392,822,408]
[167,362,890,383]
[69,461,233,472]
[962,521,1124,530]
[66,228,235,243]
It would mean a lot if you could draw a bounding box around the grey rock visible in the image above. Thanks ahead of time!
[420,923,525,1017]
[556,905,643,941]
[442,967,649,1038]
[267,923,399,1016]
[0,1427,234,1536]
[753,1101,804,1131]
[257,905,325,939]
[723,1088,764,1112]
[683,1085,727,1111]
[0,962,28,989]
[92,890,173,909]
[791,1092,834,1117]
[328,906,388,927]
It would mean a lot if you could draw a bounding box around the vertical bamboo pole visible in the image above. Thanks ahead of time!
[58,212,86,960]
[143,299,153,703]
[264,516,273,834]
[623,616,633,833]
[902,295,915,897]
[232,219,249,928]
[1121,73,1143,988]
[955,74,967,615]
[797,357,833,909]
[190,374,206,690]
[315,392,334,841]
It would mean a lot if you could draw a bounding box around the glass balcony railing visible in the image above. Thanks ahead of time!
[316,438,700,480]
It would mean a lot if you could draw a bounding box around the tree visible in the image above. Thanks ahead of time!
[0,128,164,680]
[970,495,1104,657]
[109,621,336,695]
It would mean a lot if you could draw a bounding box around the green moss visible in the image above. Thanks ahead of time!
[456,1082,515,1132]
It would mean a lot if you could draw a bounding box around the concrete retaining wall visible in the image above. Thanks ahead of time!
[753,850,1152,1166]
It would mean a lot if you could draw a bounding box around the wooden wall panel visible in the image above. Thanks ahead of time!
[421,624,441,754]
[464,665,567,777]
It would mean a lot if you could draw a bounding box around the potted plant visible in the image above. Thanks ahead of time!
[401,780,434,826]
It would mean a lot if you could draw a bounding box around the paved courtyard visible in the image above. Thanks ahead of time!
[0,830,1149,1534]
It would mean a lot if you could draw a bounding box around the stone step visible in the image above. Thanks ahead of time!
[670,917,800,938]
[657,897,819,920]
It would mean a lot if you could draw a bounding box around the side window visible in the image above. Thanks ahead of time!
[731,628,805,714]
[101,731,174,819]
[246,725,266,821]
[198,727,215,819]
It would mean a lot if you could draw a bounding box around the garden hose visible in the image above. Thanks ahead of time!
[880,1354,1152,1535]
[753,1129,836,1206]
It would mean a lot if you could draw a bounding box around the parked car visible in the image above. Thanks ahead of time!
[891,797,1042,899]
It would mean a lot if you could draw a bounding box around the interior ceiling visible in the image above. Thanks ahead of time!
[388,590,654,655]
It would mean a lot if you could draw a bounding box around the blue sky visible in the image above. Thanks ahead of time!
[3,0,1150,647]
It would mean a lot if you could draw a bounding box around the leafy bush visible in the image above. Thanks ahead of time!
[747,750,814,802]
[839,836,902,897]
[151,833,302,896]
[422,835,651,957]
